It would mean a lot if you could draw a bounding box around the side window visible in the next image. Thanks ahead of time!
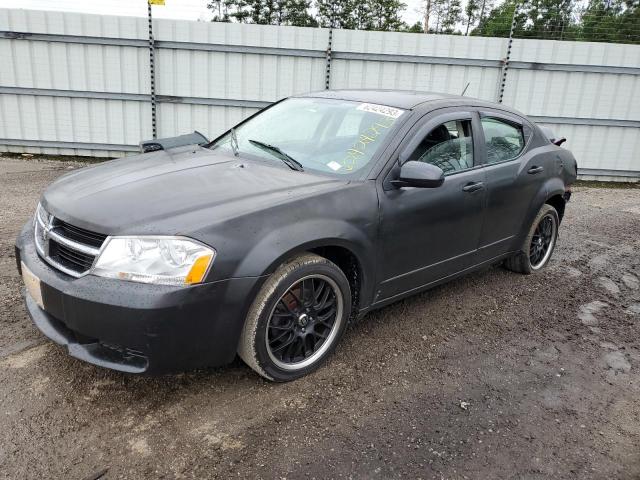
[408,119,474,174]
[481,117,525,164]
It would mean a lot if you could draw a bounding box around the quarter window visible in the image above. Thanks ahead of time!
[409,120,474,174]
[481,117,525,164]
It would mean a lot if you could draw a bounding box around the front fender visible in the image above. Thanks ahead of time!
[232,218,376,306]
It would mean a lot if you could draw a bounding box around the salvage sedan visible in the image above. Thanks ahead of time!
[15,90,577,381]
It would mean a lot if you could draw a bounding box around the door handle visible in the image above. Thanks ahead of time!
[528,166,544,174]
[462,181,484,193]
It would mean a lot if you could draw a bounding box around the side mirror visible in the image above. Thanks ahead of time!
[391,161,445,189]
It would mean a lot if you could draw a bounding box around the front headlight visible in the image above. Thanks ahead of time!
[92,236,215,286]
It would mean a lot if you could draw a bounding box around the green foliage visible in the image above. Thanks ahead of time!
[315,0,352,28]
[207,0,640,44]
[464,0,481,34]
[315,0,406,30]
[208,0,316,26]
[431,0,463,33]
[402,21,426,33]
[464,0,494,34]
[473,0,639,43]
[579,0,640,43]
[473,0,522,37]
[368,0,408,30]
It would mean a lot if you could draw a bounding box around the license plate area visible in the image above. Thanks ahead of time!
[21,262,44,309]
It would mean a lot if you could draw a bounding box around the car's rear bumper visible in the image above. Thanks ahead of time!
[15,221,267,374]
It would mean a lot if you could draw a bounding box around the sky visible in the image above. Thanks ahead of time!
[1,0,426,26]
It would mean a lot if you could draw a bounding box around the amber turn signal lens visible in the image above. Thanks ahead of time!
[185,254,213,285]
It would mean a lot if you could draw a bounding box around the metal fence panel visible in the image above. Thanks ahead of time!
[152,18,327,140]
[0,8,150,156]
[504,38,640,173]
[0,8,638,178]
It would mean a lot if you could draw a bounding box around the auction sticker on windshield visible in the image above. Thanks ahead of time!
[356,103,404,119]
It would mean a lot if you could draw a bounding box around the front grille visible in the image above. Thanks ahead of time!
[56,219,107,248]
[49,241,96,272]
[34,205,107,277]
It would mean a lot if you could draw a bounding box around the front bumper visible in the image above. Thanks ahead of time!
[15,221,266,374]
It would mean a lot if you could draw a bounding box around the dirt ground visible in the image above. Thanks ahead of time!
[0,156,639,480]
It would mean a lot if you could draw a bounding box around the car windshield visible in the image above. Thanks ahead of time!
[208,97,406,175]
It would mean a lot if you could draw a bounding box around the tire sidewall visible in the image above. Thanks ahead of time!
[252,258,351,382]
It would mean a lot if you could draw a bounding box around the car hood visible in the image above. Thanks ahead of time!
[42,146,346,235]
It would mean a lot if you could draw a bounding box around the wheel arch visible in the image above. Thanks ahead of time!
[307,245,363,320]
[264,240,370,317]
[231,219,376,315]
[515,177,565,244]
[545,193,566,222]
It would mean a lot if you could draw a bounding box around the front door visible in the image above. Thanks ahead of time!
[376,110,486,303]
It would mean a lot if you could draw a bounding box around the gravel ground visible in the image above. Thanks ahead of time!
[1,156,639,479]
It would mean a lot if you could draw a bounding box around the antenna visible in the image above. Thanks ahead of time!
[461,82,470,96]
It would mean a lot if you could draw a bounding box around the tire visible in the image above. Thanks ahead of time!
[504,204,559,274]
[238,253,351,382]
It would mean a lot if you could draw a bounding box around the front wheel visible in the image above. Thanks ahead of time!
[505,204,559,274]
[238,253,351,382]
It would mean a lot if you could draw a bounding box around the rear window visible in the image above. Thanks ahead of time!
[481,117,525,164]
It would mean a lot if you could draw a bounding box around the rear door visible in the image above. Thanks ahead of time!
[375,109,486,302]
[475,110,540,262]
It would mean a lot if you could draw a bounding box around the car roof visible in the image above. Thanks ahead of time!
[298,89,461,110]
[297,89,530,121]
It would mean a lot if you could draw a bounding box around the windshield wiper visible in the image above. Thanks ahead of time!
[248,139,304,171]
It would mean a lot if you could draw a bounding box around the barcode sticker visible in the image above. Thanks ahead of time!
[356,103,404,119]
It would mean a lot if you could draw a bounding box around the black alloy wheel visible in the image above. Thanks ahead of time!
[529,213,558,270]
[266,274,342,370]
[529,213,556,269]
[504,203,560,274]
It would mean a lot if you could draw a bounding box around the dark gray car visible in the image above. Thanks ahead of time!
[15,90,577,381]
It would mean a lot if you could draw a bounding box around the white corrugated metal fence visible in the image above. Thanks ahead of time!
[1,8,639,178]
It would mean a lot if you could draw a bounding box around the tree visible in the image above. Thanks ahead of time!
[209,0,317,26]
[207,0,238,22]
[223,0,252,23]
[315,0,354,28]
[473,0,583,40]
[431,0,463,33]
[524,0,577,40]
[367,0,407,30]
[315,0,406,31]
[579,0,640,43]
[403,21,425,32]
[465,0,480,34]
[284,0,318,26]
[464,0,493,34]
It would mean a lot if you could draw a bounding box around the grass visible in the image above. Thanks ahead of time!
[0,152,113,164]
[574,180,639,189]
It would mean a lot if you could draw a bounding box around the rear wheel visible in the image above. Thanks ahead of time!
[505,204,559,274]
[238,253,351,382]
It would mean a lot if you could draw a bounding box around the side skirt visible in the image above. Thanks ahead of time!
[357,251,515,317]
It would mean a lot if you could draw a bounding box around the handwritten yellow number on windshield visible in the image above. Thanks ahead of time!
[342,116,397,171]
